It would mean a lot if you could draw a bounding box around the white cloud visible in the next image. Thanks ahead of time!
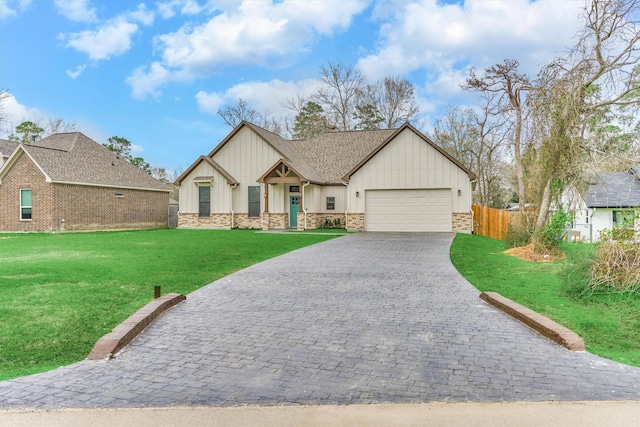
[156,0,205,19]
[126,3,154,26]
[54,0,97,23]
[58,5,154,61]
[0,0,31,20]
[127,62,175,100]
[196,78,323,117]
[66,64,86,79]
[358,0,585,81]
[128,0,369,98]
[0,94,40,137]
[60,18,139,61]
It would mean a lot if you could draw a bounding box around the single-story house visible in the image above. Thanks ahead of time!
[175,122,476,232]
[567,166,640,241]
[0,132,171,232]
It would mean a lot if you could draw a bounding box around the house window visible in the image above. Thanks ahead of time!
[20,189,32,220]
[326,196,335,210]
[290,185,300,193]
[199,185,211,217]
[613,210,634,227]
[248,186,260,217]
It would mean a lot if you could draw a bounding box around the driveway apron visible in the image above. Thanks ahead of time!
[0,233,639,409]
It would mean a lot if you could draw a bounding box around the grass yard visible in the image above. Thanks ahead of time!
[0,229,339,381]
[451,233,640,368]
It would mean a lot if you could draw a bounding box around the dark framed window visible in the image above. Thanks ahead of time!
[326,196,335,210]
[20,189,32,220]
[290,185,300,193]
[248,186,260,217]
[198,185,211,217]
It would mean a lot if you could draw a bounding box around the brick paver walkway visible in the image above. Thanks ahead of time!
[1,233,639,409]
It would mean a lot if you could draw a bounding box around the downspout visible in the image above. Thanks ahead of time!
[342,180,349,230]
[302,181,310,230]
[229,183,238,229]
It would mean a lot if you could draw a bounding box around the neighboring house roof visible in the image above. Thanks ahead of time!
[0,139,18,158]
[190,121,475,186]
[0,133,170,192]
[586,167,640,208]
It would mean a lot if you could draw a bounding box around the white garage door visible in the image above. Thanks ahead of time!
[365,189,452,232]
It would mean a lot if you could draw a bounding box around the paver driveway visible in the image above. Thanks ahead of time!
[1,232,639,409]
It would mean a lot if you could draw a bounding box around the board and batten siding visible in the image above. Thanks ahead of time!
[179,161,231,214]
[347,128,472,213]
[211,126,283,214]
[304,185,347,213]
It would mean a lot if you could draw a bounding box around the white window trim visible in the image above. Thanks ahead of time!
[20,188,32,221]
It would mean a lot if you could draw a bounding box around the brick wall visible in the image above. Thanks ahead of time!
[452,211,472,233]
[0,153,168,232]
[53,184,168,231]
[0,153,55,231]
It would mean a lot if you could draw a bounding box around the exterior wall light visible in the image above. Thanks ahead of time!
[458,189,462,196]
[356,191,360,198]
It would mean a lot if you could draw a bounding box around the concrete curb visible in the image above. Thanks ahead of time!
[87,293,186,360]
[479,292,585,351]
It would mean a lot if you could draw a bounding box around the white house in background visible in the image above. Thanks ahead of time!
[567,166,640,242]
[175,121,476,232]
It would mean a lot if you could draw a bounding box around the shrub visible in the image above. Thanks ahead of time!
[589,213,640,294]
[504,212,536,248]
[533,208,572,254]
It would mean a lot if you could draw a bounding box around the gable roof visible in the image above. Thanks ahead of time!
[586,167,640,208]
[0,133,170,192]
[343,123,477,181]
[175,155,239,185]
[0,139,18,158]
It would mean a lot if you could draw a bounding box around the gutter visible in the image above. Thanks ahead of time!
[230,183,238,229]
[302,181,310,230]
[342,180,349,230]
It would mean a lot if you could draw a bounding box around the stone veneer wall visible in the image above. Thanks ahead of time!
[452,211,473,233]
[261,212,288,230]
[233,214,262,229]
[297,212,345,230]
[178,213,231,228]
[346,213,365,231]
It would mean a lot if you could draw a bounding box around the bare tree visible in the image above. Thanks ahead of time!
[463,59,532,214]
[313,61,365,131]
[44,117,77,135]
[528,0,640,231]
[358,76,419,129]
[0,89,10,133]
[432,100,510,208]
[217,98,261,128]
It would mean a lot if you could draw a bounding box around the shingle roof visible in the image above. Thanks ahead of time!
[194,121,476,186]
[1,133,169,192]
[0,139,18,157]
[586,167,640,208]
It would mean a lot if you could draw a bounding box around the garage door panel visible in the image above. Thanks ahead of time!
[365,189,451,232]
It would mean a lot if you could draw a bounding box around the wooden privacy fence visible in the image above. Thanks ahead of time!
[472,204,513,240]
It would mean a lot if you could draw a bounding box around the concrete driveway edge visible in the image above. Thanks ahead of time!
[480,291,585,351]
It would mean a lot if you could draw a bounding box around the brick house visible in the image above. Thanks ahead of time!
[175,122,476,232]
[0,132,170,232]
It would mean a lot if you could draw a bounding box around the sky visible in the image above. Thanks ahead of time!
[0,0,588,173]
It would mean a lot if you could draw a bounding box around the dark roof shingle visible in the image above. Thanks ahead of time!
[586,167,640,208]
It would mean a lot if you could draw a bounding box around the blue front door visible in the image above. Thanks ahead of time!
[289,195,300,227]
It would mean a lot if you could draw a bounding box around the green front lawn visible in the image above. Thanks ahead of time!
[0,229,339,380]
[451,233,640,367]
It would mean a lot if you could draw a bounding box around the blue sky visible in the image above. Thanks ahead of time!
[0,0,586,173]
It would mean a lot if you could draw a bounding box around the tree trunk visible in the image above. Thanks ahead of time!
[535,177,553,230]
